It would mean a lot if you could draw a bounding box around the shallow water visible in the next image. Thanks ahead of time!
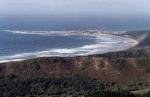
[0,30,138,63]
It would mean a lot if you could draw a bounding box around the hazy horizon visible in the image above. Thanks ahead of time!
[0,0,150,31]
[0,0,150,18]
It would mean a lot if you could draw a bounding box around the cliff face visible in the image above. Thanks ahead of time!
[0,47,150,85]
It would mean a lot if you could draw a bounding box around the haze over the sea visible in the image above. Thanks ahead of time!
[0,0,150,31]
[0,0,150,17]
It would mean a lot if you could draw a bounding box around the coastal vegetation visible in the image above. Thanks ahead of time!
[0,45,150,97]
[0,74,150,97]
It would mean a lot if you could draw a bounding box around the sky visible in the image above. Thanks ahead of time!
[0,0,150,18]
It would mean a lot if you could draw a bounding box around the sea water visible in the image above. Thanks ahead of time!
[0,17,149,63]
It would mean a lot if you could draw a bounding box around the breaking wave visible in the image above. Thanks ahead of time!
[0,30,138,63]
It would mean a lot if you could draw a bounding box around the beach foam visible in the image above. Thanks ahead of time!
[0,30,138,63]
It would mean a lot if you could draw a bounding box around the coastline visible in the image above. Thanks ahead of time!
[0,30,139,63]
[1,46,150,84]
[0,30,149,97]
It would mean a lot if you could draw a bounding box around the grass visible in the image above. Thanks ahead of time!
[131,88,150,95]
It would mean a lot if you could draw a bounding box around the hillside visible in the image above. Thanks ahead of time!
[0,47,150,84]
[0,47,150,97]
[0,31,150,97]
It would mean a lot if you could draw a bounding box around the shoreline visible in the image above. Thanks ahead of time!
[0,31,138,63]
[1,29,150,64]
[1,45,147,64]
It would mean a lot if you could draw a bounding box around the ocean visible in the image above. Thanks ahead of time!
[0,17,149,62]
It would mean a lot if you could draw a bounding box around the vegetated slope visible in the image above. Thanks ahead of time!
[0,47,150,86]
[0,47,150,97]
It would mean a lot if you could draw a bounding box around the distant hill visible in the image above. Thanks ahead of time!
[125,30,150,47]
